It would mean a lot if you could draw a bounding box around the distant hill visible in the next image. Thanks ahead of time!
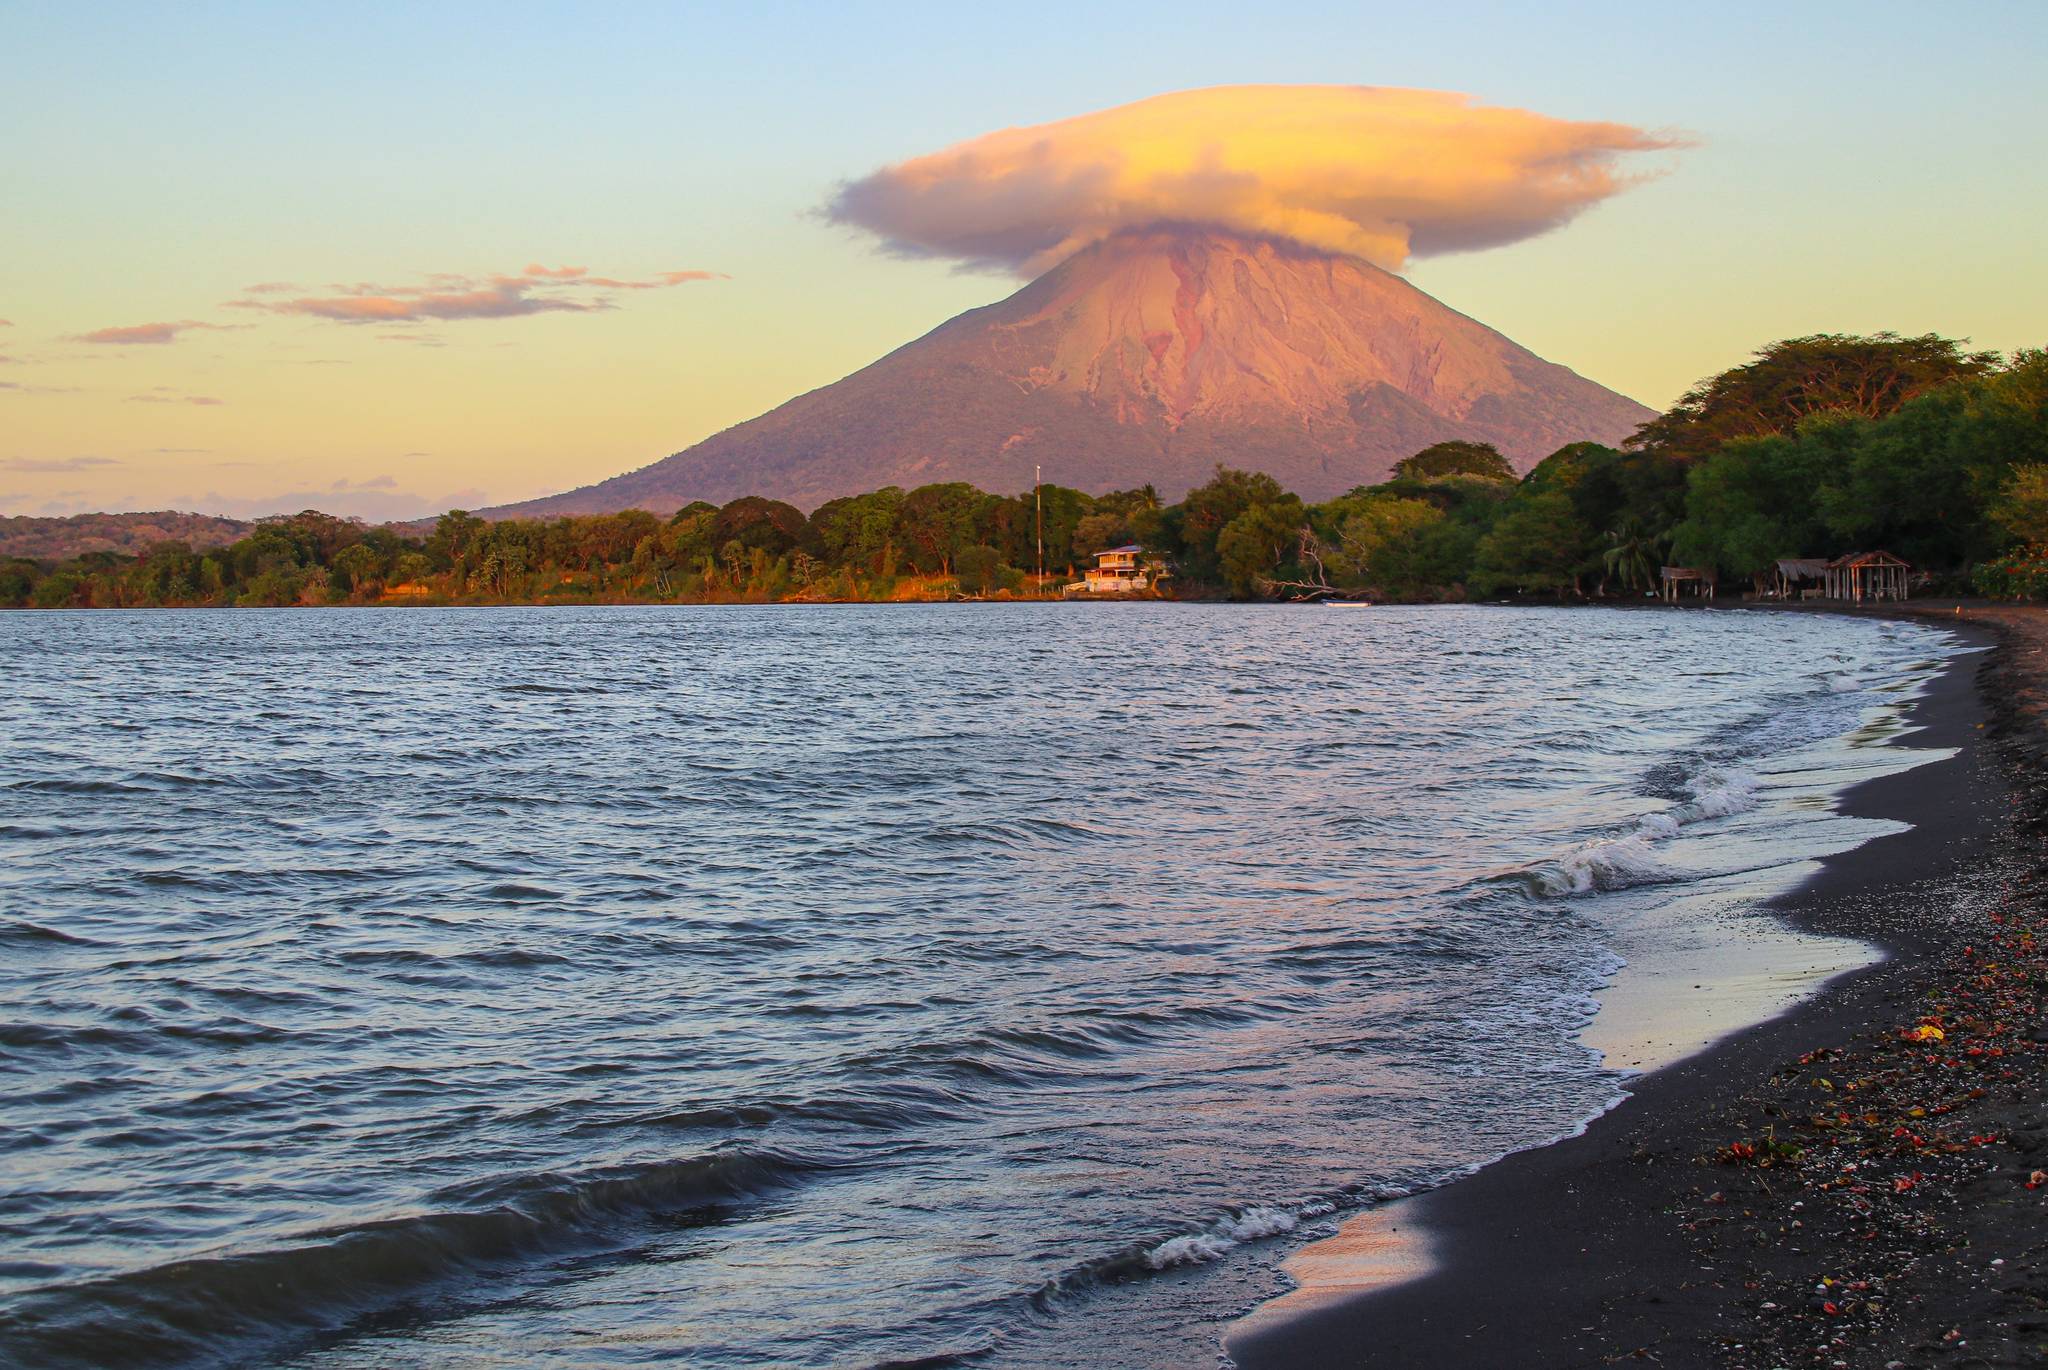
[0,511,254,561]
[483,226,1654,517]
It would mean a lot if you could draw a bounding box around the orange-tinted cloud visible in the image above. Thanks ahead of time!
[827,85,1678,275]
[234,264,725,325]
[76,320,229,345]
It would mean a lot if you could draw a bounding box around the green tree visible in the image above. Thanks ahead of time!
[0,558,39,606]
[895,483,983,574]
[1215,496,1306,597]
[391,551,431,588]
[427,510,487,579]
[1392,441,1516,482]
[1071,511,1133,558]
[1601,517,1666,592]
[1177,467,1289,583]
[712,497,808,557]
[29,571,81,608]
[1629,333,1994,461]
[133,541,201,604]
[1309,493,1444,589]
[1472,492,1589,596]
[1992,466,2048,548]
[718,539,748,589]
[330,543,385,596]
[1669,434,1834,578]
[953,544,1008,595]
[813,487,905,576]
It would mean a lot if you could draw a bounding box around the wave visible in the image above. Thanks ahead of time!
[606,1084,975,1136]
[1534,833,1681,896]
[1523,766,1760,896]
[1142,1204,1304,1269]
[830,1002,1282,1086]
[1028,1194,1356,1317]
[0,918,98,948]
[1678,767,1759,820]
[0,1147,830,1367]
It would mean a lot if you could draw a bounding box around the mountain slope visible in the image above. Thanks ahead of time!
[497,228,1654,515]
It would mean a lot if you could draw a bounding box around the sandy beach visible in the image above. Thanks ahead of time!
[1229,604,2048,1369]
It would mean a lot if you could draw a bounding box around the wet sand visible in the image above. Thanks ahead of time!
[1229,607,2043,1369]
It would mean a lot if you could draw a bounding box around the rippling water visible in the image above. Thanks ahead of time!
[0,605,1957,1367]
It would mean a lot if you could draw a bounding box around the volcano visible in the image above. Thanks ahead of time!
[496,228,1654,515]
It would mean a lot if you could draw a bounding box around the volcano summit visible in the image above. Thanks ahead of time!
[501,228,1653,515]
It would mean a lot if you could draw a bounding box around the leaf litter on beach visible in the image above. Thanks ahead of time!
[1668,607,2048,1369]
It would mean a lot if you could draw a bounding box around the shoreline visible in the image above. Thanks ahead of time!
[1226,608,2026,1369]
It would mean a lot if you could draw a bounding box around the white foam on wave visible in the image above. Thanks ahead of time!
[1539,834,1677,896]
[1143,1205,1301,1269]
[1635,812,1681,840]
[1531,766,1761,897]
[1679,767,1759,820]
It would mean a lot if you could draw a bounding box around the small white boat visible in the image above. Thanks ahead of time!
[1320,598,1374,607]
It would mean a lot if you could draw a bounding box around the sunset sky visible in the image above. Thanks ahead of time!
[3,1,2044,520]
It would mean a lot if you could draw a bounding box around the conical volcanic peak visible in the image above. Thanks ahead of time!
[495,228,1653,516]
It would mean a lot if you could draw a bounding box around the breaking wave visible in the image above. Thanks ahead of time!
[1143,1205,1304,1270]
[1527,766,1760,896]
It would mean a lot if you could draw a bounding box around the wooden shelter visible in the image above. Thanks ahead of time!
[1823,550,1911,603]
[1772,558,1830,600]
[1659,566,1717,603]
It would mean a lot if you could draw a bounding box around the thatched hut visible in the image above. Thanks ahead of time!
[1772,558,1830,600]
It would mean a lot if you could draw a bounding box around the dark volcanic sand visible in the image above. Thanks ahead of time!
[1229,608,2048,1369]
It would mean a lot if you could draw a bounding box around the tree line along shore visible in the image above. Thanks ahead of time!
[5,332,2046,611]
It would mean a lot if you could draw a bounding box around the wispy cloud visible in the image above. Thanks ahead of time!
[230,263,725,326]
[75,320,234,345]
[827,84,1679,275]
[188,479,490,521]
[2,456,122,473]
[19,493,103,516]
[128,389,226,406]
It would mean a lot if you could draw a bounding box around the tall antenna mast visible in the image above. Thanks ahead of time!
[1035,465,1044,590]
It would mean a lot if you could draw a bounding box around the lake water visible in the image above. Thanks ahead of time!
[0,604,1959,1367]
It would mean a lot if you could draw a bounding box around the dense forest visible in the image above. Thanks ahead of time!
[0,510,252,561]
[6,333,2047,610]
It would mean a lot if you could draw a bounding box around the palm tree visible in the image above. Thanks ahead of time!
[1603,517,1666,594]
